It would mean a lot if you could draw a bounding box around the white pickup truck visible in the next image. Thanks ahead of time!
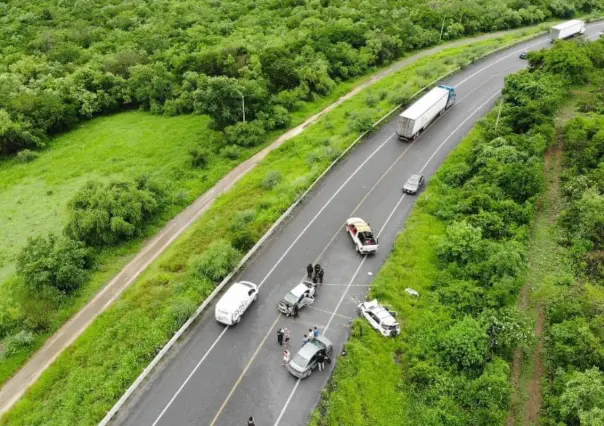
[345,217,379,254]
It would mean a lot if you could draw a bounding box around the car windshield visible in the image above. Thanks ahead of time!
[408,176,419,185]
[291,352,309,368]
[382,323,398,330]
[282,292,298,305]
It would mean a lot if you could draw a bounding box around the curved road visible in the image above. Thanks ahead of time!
[111,24,604,426]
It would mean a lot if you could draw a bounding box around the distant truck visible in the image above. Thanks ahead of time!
[396,85,456,141]
[550,20,585,42]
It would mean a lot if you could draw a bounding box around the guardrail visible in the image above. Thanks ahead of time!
[97,25,576,426]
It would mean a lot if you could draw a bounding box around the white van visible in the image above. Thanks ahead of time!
[215,281,259,325]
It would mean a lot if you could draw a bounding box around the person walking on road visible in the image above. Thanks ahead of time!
[317,350,326,371]
[277,328,284,346]
[317,268,324,284]
[313,326,320,339]
[292,304,299,318]
[307,263,314,278]
[308,328,314,341]
[284,328,291,348]
[282,349,290,366]
[303,334,309,345]
[248,416,256,426]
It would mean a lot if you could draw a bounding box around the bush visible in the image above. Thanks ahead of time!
[66,177,165,246]
[219,144,242,160]
[224,120,266,147]
[16,234,92,294]
[262,170,282,190]
[0,330,35,359]
[16,149,39,163]
[347,111,374,133]
[192,239,240,282]
[189,145,210,168]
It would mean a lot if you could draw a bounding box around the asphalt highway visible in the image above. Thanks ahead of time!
[112,24,604,426]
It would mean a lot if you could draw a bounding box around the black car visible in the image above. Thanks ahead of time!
[403,173,425,195]
[519,51,528,59]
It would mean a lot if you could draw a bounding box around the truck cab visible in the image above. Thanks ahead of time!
[439,85,456,109]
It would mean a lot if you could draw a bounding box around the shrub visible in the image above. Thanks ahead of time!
[16,149,39,163]
[16,234,92,294]
[66,177,165,246]
[262,170,282,190]
[189,145,209,168]
[347,111,374,133]
[224,120,266,147]
[231,230,256,252]
[219,144,242,160]
[1,330,35,359]
[192,239,240,282]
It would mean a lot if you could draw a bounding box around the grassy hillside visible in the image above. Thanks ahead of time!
[0,112,212,281]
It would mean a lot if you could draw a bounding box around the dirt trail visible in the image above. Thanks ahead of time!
[506,119,566,426]
[0,28,532,416]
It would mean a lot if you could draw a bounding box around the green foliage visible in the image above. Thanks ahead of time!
[192,239,240,282]
[189,145,209,168]
[262,170,282,189]
[16,149,39,163]
[0,0,594,155]
[65,177,165,247]
[224,121,267,147]
[439,316,489,373]
[16,234,92,294]
[0,30,561,424]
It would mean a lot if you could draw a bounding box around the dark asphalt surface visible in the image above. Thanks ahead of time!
[112,24,604,426]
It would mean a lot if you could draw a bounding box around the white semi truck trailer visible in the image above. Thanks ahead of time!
[396,85,456,141]
[550,20,585,42]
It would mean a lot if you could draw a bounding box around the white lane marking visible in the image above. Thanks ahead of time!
[307,306,354,320]
[454,39,548,87]
[150,326,229,426]
[320,284,371,287]
[149,132,396,425]
[209,315,281,426]
[274,88,503,426]
[255,133,397,289]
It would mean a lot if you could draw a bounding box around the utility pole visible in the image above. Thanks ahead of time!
[440,16,446,40]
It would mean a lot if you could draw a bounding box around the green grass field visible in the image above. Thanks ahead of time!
[0,112,214,282]
[0,27,547,426]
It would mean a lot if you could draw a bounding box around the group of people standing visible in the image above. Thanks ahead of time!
[306,263,324,284]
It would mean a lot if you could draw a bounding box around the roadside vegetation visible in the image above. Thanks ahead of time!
[309,38,604,425]
[1,0,597,159]
[0,30,546,426]
[2,0,587,390]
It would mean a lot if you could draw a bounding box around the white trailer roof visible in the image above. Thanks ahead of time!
[552,19,583,30]
[400,87,448,120]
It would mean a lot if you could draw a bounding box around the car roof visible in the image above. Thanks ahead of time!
[290,283,310,297]
[298,336,331,358]
[409,173,422,179]
[363,300,398,326]
[217,282,252,310]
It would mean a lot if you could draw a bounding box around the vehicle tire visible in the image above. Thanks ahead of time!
[412,132,418,141]
[355,245,359,253]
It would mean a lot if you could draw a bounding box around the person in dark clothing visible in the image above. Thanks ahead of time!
[306,263,313,278]
[317,350,326,371]
[312,276,318,284]
[314,264,321,276]
[317,268,324,284]
[277,328,284,346]
[292,304,299,318]
[248,416,256,426]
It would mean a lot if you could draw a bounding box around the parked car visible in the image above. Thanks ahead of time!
[286,335,333,379]
[358,299,400,337]
[403,173,425,195]
[215,281,258,325]
[519,51,528,59]
[277,280,316,316]
[345,217,379,254]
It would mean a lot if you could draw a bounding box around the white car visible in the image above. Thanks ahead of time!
[215,281,258,325]
[345,217,379,254]
[358,299,400,337]
[277,280,316,316]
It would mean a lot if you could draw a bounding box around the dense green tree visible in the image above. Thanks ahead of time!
[16,234,92,294]
[65,177,165,247]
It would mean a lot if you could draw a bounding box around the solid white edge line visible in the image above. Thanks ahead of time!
[98,25,565,426]
[273,88,503,426]
[150,326,230,426]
